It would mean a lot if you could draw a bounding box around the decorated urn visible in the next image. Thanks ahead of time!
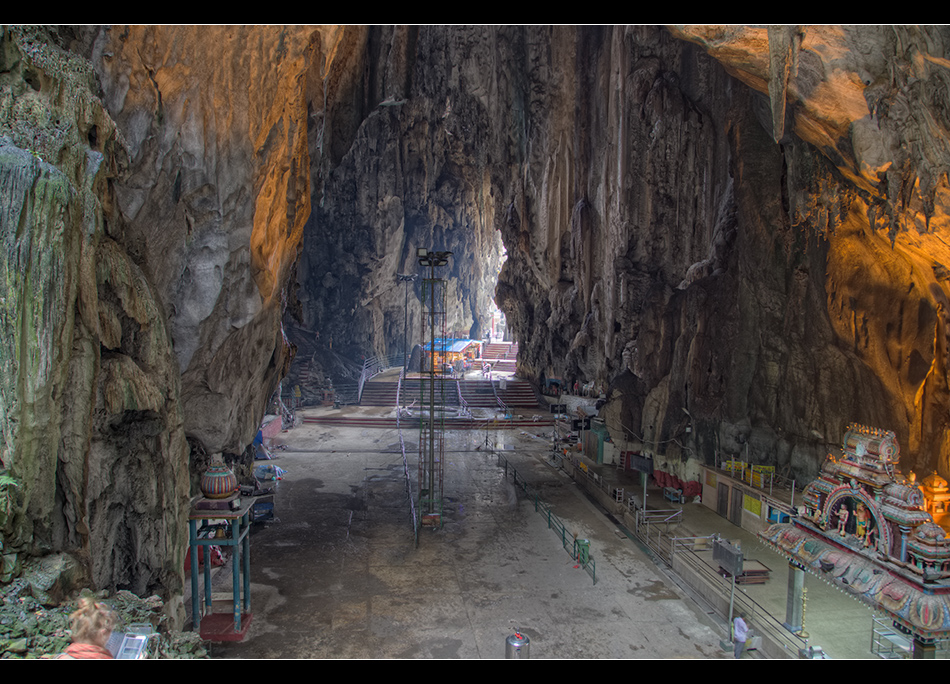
[200,462,238,499]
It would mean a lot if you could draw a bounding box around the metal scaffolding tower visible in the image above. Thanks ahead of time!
[416,248,452,529]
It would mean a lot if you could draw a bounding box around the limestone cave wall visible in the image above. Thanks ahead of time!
[0,26,192,609]
[492,25,894,481]
[665,25,950,482]
[292,26,505,366]
[0,25,347,619]
[296,25,950,484]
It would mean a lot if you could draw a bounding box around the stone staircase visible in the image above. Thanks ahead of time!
[358,381,401,407]
[302,412,553,429]
[495,378,539,408]
[360,378,462,407]
[459,380,498,408]
[360,376,541,409]
[399,379,461,407]
[482,341,518,373]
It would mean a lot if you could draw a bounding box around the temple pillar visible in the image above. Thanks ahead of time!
[913,635,937,659]
[783,561,805,633]
[899,525,912,562]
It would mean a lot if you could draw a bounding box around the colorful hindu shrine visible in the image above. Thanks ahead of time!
[420,338,482,373]
[759,423,950,656]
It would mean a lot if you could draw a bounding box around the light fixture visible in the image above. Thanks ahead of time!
[418,249,453,267]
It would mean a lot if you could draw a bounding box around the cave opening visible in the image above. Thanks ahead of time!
[488,248,509,344]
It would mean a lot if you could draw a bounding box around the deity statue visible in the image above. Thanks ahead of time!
[855,502,871,546]
[836,501,850,537]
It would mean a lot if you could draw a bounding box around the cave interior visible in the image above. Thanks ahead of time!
[3,24,950,624]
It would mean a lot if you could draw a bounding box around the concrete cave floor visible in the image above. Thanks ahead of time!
[196,407,731,659]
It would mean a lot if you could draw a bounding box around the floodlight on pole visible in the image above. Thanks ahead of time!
[416,247,453,531]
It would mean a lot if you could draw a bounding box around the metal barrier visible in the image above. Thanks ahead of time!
[456,380,472,418]
[496,453,596,584]
[637,517,678,562]
[623,494,683,564]
[332,382,359,405]
[490,377,509,415]
[672,542,808,658]
[274,382,298,429]
[628,516,809,658]
[566,454,620,502]
[395,368,419,545]
[868,615,950,658]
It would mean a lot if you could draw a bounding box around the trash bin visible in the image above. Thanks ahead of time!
[505,632,530,658]
[576,539,590,564]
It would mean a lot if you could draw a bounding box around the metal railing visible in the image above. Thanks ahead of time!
[496,452,596,584]
[627,506,808,658]
[332,381,359,405]
[357,353,407,403]
[712,456,803,502]
[635,508,683,561]
[456,380,472,418]
[394,367,419,545]
[488,377,510,415]
[567,454,622,502]
[672,541,808,658]
[868,615,950,658]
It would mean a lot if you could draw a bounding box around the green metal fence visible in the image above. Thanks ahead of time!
[497,452,596,585]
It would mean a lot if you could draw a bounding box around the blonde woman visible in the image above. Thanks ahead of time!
[58,597,117,659]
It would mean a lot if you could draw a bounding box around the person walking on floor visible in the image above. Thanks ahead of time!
[733,613,749,659]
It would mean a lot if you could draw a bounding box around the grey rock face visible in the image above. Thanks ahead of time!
[294,26,506,364]
[298,25,950,485]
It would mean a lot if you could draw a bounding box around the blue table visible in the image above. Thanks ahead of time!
[189,497,253,641]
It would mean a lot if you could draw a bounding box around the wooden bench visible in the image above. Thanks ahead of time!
[719,559,772,584]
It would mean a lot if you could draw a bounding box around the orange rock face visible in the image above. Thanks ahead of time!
[94,25,368,455]
[672,25,950,475]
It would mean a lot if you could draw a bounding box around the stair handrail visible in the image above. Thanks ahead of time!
[457,379,472,418]
[396,367,404,409]
[357,352,407,403]
[491,377,510,415]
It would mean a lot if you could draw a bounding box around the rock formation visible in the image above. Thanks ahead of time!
[3,24,950,609]
[640,25,950,480]
[292,26,506,365]
[0,25,342,621]
[294,24,950,490]
[0,25,191,617]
